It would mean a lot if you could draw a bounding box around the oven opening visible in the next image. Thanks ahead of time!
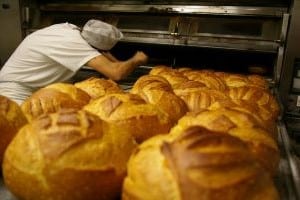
[112,41,276,77]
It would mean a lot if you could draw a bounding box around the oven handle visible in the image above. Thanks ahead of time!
[274,13,290,86]
[278,121,300,199]
[170,21,180,36]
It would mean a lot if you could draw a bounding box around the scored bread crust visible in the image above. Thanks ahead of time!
[170,108,280,175]
[123,126,279,200]
[0,95,28,164]
[84,93,173,143]
[74,77,124,99]
[3,109,137,200]
[21,83,91,122]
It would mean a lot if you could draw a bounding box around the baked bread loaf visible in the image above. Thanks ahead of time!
[183,70,227,91]
[150,65,188,87]
[247,74,269,89]
[83,93,173,143]
[123,126,279,200]
[227,86,280,120]
[170,108,279,175]
[133,88,188,124]
[21,83,91,122]
[0,95,28,164]
[131,75,188,124]
[130,75,173,94]
[3,109,137,200]
[208,99,277,139]
[174,87,229,112]
[215,72,269,89]
[172,80,206,91]
[149,65,174,75]
[74,77,123,99]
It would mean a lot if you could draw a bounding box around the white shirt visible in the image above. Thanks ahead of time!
[0,23,101,104]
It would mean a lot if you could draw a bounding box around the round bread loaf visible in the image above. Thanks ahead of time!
[172,80,206,91]
[247,74,269,89]
[134,89,188,124]
[183,70,227,91]
[74,77,123,99]
[214,72,269,89]
[131,75,187,123]
[0,95,28,164]
[21,83,91,122]
[3,109,137,200]
[83,93,173,143]
[174,87,229,112]
[130,75,173,94]
[149,66,189,87]
[227,86,280,120]
[159,72,188,87]
[208,99,277,139]
[170,108,279,175]
[123,126,279,200]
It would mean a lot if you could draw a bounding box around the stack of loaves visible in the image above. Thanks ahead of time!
[0,65,281,200]
[1,76,175,200]
[123,65,281,199]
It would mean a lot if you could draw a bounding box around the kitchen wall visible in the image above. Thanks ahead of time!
[0,0,22,68]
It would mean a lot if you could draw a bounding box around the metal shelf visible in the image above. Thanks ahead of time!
[40,4,287,17]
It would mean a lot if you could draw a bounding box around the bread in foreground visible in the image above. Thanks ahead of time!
[123,126,279,200]
[3,109,137,200]
[0,95,28,164]
[21,82,91,122]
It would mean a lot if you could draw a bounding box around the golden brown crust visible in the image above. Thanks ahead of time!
[174,88,229,112]
[150,66,189,86]
[123,126,279,200]
[21,83,91,122]
[172,80,206,90]
[159,71,189,87]
[74,77,123,99]
[83,93,173,143]
[247,74,269,89]
[163,127,279,200]
[0,95,28,164]
[3,109,137,200]
[176,67,193,73]
[183,71,227,91]
[130,75,173,94]
[170,108,279,175]
[208,100,278,139]
[149,65,173,75]
[136,89,188,124]
[215,72,269,89]
[227,86,280,120]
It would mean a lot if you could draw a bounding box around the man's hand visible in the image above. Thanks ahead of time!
[87,51,149,81]
[132,51,148,66]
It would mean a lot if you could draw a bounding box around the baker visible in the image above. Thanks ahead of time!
[0,19,148,104]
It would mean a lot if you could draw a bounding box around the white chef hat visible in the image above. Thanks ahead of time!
[81,19,123,51]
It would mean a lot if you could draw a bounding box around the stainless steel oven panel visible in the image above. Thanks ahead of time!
[279,0,300,104]
[0,0,22,67]
[29,3,288,54]
[40,4,287,17]
[183,36,279,52]
[277,122,300,200]
[189,17,282,40]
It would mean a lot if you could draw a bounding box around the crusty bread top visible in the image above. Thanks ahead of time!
[74,77,123,99]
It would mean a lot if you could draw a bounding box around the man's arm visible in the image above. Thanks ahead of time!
[86,51,148,81]
[100,51,120,62]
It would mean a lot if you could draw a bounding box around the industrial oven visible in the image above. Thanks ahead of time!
[0,0,300,199]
